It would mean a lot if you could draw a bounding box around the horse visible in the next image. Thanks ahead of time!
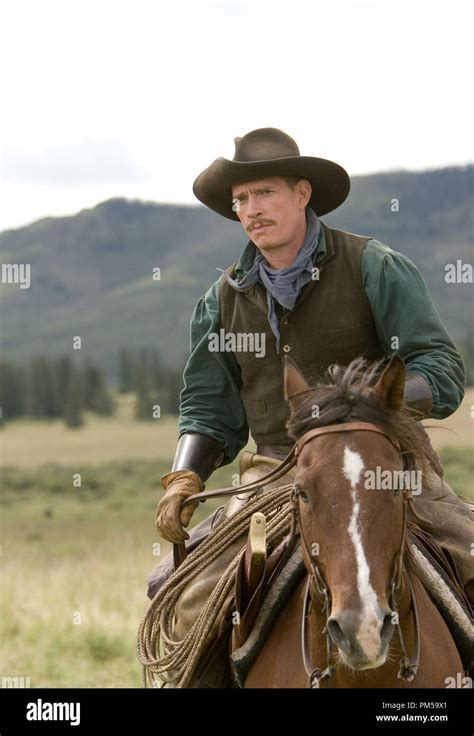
[244,353,463,688]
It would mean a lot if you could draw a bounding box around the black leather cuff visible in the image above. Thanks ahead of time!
[171,432,225,483]
[404,373,433,419]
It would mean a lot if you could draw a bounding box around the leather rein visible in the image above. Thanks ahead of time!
[178,420,421,687]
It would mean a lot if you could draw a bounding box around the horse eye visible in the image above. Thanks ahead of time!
[294,483,309,503]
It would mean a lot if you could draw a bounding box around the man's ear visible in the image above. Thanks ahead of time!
[297,179,312,209]
[372,354,406,412]
[284,355,310,401]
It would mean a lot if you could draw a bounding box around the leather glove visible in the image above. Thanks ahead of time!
[155,469,204,544]
[404,373,433,419]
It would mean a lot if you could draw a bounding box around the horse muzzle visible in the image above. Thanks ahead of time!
[327,608,395,670]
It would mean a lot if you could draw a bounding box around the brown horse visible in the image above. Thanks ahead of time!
[244,354,463,688]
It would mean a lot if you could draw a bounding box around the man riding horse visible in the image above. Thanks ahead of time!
[152,128,473,681]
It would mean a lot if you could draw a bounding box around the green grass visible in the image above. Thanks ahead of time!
[437,446,474,501]
[0,458,234,688]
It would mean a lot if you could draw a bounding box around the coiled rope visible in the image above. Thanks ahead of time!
[137,483,294,688]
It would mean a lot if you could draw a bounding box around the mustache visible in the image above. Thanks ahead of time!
[248,220,274,231]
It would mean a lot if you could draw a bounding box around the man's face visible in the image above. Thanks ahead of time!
[231,176,309,250]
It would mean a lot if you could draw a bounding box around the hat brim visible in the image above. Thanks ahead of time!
[193,155,350,220]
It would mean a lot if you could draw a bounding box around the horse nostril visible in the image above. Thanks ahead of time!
[327,618,347,649]
[380,612,395,647]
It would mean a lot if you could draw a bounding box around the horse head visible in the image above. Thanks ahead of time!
[284,353,424,674]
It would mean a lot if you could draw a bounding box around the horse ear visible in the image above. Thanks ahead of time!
[283,355,310,401]
[372,354,406,412]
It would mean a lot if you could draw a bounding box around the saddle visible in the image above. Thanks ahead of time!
[407,522,473,673]
[185,513,301,688]
[232,518,300,651]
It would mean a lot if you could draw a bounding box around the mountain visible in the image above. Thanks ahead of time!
[1,166,472,380]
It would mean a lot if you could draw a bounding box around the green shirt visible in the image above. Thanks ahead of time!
[178,227,466,466]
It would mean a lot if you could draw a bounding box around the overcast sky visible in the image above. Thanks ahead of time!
[0,0,472,231]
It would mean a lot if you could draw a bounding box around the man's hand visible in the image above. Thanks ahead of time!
[155,469,204,544]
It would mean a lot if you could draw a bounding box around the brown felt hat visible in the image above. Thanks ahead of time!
[192,127,350,221]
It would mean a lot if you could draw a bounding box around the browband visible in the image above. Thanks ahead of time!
[296,421,398,456]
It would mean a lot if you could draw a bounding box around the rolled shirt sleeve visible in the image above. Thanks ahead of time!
[178,278,249,466]
[362,239,466,418]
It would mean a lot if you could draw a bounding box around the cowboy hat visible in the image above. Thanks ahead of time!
[192,127,350,221]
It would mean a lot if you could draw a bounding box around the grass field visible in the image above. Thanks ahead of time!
[0,396,187,468]
[0,392,472,688]
[0,457,231,688]
[1,390,472,468]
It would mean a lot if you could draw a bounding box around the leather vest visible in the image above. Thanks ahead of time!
[219,223,384,446]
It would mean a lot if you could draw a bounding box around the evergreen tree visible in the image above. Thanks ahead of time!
[0,361,26,420]
[81,362,115,415]
[63,366,84,428]
[134,363,154,420]
[55,356,73,413]
[28,356,59,418]
[118,349,134,393]
[148,349,164,393]
[159,368,182,415]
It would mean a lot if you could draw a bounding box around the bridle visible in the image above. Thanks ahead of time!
[291,421,420,688]
[178,420,421,687]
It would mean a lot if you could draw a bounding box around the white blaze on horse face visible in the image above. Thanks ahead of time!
[342,445,364,489]
[343,446,383,661]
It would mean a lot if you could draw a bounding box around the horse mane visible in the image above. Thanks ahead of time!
[286,356,432,476]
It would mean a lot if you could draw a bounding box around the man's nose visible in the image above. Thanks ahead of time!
[246,195,263,221]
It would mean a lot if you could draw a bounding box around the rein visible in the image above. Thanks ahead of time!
[173,446,297,570]
[176,420,420,687]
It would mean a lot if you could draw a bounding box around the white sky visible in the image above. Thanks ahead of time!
[0,0,472,231]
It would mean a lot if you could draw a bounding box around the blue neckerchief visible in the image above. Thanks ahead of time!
[218,207,321,353]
